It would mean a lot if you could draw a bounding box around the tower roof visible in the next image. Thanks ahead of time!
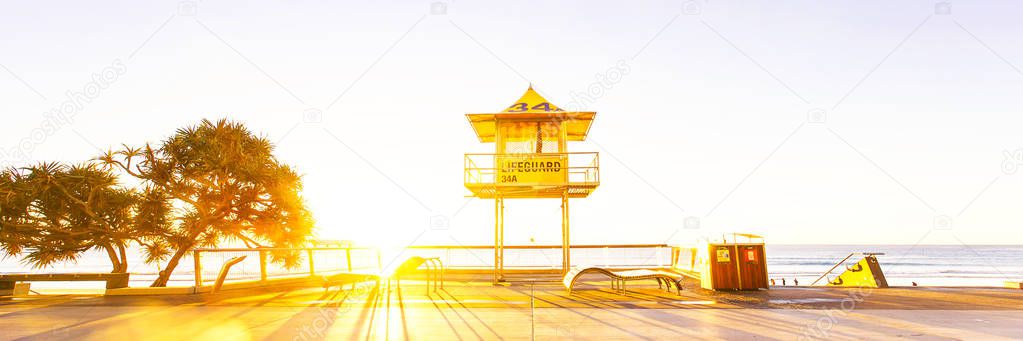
[500,85,563,113]
[466,85,596,143]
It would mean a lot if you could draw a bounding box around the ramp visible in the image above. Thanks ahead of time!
[812,253,889,288]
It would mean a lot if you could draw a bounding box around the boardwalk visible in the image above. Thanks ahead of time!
[1,274,1021,340]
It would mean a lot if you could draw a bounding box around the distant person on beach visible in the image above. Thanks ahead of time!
[781,278,786,286]
[794,278,799,286]
[770,279,776,286]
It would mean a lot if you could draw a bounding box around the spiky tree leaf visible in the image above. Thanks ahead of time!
[99,119,314,286]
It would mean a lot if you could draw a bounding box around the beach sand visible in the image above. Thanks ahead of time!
[1,274,1021,340]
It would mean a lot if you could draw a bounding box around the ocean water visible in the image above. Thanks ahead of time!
[1,245,1020,289]
[767,244,1023,287]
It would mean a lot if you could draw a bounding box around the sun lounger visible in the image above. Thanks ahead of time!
[321,272,382,291]
[321,256,444,295]
[562,266,683,295]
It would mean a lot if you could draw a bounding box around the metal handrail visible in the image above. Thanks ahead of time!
[211,256,247,293]
[810,252,886,286]
[192,246,377,252]
[190,246,383,288]
[464,157,482,184]
[189,243,669,288]
[811,253,856,286]
[408,244,673,270]
[407,244,669,250]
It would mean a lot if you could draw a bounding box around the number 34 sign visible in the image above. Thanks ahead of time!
[506,102,562,113]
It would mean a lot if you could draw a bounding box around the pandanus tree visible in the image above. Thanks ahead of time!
[0,162,143,273]
[99,119,314,287]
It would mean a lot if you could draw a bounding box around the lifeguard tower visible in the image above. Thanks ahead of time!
[464,86,600,283]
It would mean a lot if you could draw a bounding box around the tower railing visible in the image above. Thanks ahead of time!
[464,152,600,188]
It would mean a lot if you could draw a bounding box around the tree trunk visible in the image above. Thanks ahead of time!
[102,245,125,273]
[116,244,129,273]
[150,247,189,287]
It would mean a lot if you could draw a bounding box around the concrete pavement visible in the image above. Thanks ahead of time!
[1,275,1021,340]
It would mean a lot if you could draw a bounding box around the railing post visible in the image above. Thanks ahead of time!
[193,250,203,287]
[307,249,315,276]
[346,248,353,271]
[259,250,268,283]
[376,249,382,272]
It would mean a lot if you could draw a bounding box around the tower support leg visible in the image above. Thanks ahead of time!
[561,193,570,275]
[494,196,505,284]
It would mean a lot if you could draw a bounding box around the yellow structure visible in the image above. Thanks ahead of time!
[826,254,889,288]
[464,86,600,283]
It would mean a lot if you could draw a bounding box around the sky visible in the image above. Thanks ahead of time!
[2,0,1023,247]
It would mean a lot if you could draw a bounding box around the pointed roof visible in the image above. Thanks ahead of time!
[466,86,596,143]
[500,85,564,113]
